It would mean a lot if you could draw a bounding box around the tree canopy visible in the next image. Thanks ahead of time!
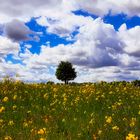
[55,61,77,84]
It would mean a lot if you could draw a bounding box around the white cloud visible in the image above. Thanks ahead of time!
[15,18,123,82]
[36,12,92,38]
[0,36,19,57]
[119,24,140,57]
[74,0,140,17]
[0,0,140,24]
[0,0,63,23]
[19,16,140,82]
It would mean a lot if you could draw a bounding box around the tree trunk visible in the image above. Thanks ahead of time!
[64,79,68,84]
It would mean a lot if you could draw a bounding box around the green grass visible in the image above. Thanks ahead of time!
[0,80,140,140]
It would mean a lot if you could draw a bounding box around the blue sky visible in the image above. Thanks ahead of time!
[0,0,140,82]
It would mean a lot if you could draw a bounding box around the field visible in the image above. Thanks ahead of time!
[0,80,140,140]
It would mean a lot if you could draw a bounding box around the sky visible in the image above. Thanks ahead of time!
[0,0,140,83]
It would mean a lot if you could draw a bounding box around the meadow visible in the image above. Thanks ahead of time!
[0,79,140,140]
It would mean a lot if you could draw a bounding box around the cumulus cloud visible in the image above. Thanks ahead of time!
[74,0,140,17]
[0,36,19,57]
[18,16,140,82]
[36,13,89,38]
[4,20,35,41]
[21,18,123,73]
[0,0,63,23]
[119,24,140,57]
[0,0,140,24]
[0,60,55,82]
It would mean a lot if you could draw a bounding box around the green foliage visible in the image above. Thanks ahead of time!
[55,61,76,84]
[132,80,140,86]
[47,81,54,85]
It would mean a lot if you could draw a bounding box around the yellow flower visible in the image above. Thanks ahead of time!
[112,126,119,131]
[8,120,14,126]
[126,133,138,140]
[74,118,77,121]
[89,118,94,125]
[53,88,57,92]
[0,106,5,113]
[38,128,46,135]
[27,110,31,114]
[63,96,67,102]
[130,118,136,127]
[74,96,80,103]
[39,138,46,140]
[2,97,9,102]
[0,119,4,126]
[98,130,102,135]
[43,94,48,100]
[112,104,117,110]
[62,118,66,123]
[12,105,17,110]
[13,95,17,100]
[4,136,12,140]
[23,122,28,127]
[105,116,112,124]
[124,87,127,91]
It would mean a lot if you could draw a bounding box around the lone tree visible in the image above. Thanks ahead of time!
[55,61,77,84]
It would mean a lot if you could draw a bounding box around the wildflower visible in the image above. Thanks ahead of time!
[0,119,4,126]
[98,130,102,135]
[90,112,94,117]
[74,118,77,121]
[13,95,17,100]
[62,118,66,123]
[101,94,105,98]
[39,138,46,140]
[63,96,67,102]
[112,126,119,131]
[23,122,28,127]
[12,105,17,110]
[84,111,87,114]
[105,116,112,124]
[117,102,122,106]
[124,87,127,91]
[89,118,94,125]
[95,97,99,101]
[43,93,48,100]
[2,97,9,102]
[93,134,97,140]
[112,104,117,110]
[38,128,46,135]
[109,91,113,94]
[74,96,80,103]
[27,110,31,114]
[126,133,138,140]
[53,88,57,92]
[130,118,136,127]
[4,136,12,140]
[77,133,82,137]
[0,106,5,113]
[8,120,14,126]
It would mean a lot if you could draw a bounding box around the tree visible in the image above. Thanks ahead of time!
[55,61,77,84]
